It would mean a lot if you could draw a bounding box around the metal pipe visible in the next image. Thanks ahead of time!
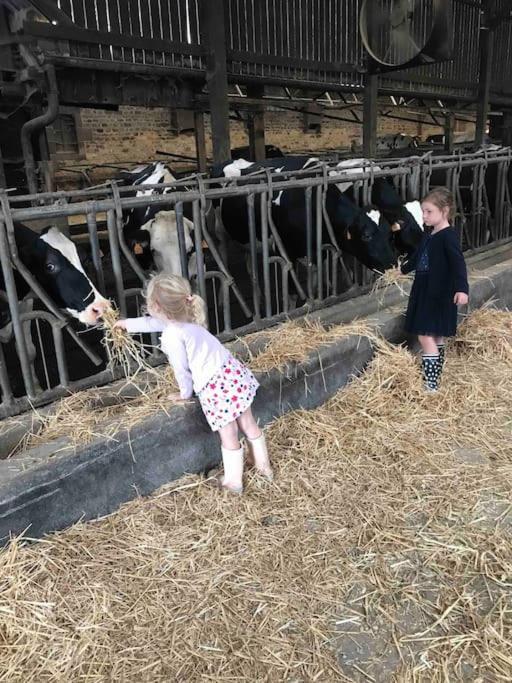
[106,208,127,317]
[246,194,261,321]
[0,219,36,398]
[260,191,272,318]
[86,210,106,292]
[0,342,14,406]
[21,64,59,196]
[174,202,190,278]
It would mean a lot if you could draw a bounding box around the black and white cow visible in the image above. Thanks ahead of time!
[213,156,398,278]
[370,177,424,257]
[118,161,196,277]
[0,223,109,326]
[0,222,110,393]
[331,158,424,258]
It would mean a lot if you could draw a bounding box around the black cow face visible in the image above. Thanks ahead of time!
[348,212,397,272]
[126,229,153,270]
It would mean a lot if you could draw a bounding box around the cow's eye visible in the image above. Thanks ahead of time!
[45,263,56,273]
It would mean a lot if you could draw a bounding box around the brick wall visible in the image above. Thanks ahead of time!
[54,105,475,187]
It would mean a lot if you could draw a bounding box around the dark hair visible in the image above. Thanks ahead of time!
[422,187,456,222]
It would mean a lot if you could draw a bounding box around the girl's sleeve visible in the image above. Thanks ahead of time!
[123,316,166,334]
[445,230,469,294]
[162,337,193,399]
[400,246,419,274]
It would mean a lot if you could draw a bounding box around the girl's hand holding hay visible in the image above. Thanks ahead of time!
[113,319,128,330]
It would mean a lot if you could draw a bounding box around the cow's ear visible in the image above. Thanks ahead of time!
[346,229,352,241]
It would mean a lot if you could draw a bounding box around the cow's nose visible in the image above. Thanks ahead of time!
[91,299,111,319]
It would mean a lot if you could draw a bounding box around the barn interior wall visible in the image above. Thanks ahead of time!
[53,105,476,188]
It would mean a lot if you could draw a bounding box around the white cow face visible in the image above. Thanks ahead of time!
[146,211,195,277]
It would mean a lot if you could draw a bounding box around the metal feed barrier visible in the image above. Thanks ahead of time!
[0,148,511,418]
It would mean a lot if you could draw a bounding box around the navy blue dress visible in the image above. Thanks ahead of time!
[402,227,469,337]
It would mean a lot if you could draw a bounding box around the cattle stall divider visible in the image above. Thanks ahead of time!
[0,148,511,418]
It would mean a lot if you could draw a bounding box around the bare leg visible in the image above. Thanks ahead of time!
[218,420,240,450]
[418,334,441,391]
[236,407,261,440]
[418,334,438,355]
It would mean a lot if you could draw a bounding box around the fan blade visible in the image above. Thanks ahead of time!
[391,24,420,61]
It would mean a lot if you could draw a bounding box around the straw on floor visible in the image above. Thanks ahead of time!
[1,309,511,681]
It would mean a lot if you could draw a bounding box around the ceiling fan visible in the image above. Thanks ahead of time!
[360,0,453,74]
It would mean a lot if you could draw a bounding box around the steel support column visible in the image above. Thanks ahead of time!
[363,74,378,158]
[475,9,494,148]
[201,0,231,165]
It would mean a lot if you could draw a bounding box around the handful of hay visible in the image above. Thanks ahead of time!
[101,306,161,380]
[371,265,411,302]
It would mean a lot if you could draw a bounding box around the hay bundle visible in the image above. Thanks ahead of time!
[0,310,512,680]
[454,307,512,361]
[371,265,412,301]
[101,306,159,379]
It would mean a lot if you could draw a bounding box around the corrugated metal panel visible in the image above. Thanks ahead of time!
[491,0,512,96]
[53,0,204,70]
[225,0,364,89]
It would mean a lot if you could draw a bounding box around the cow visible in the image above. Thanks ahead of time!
[1,222,110,394]
[331,159,424,258]
[370,177,424,257]
[117,161,196,278]
[212,156,398,305]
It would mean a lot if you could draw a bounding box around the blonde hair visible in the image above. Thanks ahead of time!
[422,187,456,222]
[145,273,208,328]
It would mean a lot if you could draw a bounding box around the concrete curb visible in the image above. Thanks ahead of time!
[0,254,511,544]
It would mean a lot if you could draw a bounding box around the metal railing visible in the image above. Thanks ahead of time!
[1,148,511,418]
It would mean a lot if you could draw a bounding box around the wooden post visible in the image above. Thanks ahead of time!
[194,111,207,172]
[247,86,266,161]
[444,112,455,153]
[363,74,378,158]
[201,0,231,165]
[475,9,494,149]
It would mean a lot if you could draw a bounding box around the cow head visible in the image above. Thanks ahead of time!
[125,228,153,271]
[345,211,397,272]
[25,227,110,325]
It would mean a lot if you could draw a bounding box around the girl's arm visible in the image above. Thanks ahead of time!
[162,338,193,400]
[115,316,166,334]
[445,230,469,295]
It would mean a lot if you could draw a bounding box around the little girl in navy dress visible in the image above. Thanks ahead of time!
[115,273,273,493]
[401,187,469,391]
